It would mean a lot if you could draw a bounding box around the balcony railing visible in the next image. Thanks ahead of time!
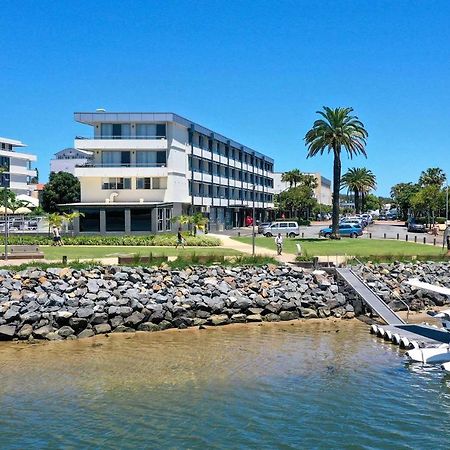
[75,135,166,140]
[76,162,167,168]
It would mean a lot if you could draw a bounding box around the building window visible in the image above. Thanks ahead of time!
[102,178,131,189]
[136,150,166,167]
[165,208,172,231]
[100,123,130,139]
[106,209,125,232]
[152,177,167,189]
[79,209,100,232]
[198,135,204,148]
[101,151,131,167]
[157,208,172,231]
[131,208,152,231]
[136,178,152,189]
[208,139,213,152]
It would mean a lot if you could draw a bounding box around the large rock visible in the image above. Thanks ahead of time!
[209,314,229,326]
[94,323,111,334]
[0,325,16,340]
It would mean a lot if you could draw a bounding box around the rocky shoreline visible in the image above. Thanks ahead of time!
[0,265,354,341]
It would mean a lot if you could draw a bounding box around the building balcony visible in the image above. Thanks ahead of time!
[75,137,168,151]
[75,163,168,178]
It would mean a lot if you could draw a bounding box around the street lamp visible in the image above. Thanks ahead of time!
[0,168,9,261]
[252,184,256,257]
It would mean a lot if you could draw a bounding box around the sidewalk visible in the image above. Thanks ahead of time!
[208,233,294,264]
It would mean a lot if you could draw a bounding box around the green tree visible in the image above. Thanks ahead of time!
[418,167,446,188]
[341,167,376,213]
[42,172,80,213]
[63,211,84,236]
[390,182,420,220]
[305,107,368,238]
[281,169,303,188]
[363,193,381,212]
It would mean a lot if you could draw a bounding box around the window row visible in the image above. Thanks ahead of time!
[189,157,274,187]
[101,177,167,190]
[189,182,273,203]
[100,150,166,167]
[99,123,167,139]
[1,143,13,151]
[191,133,273,172]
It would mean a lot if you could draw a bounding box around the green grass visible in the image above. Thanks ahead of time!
[232,237,447,257]
[42,246,240,261]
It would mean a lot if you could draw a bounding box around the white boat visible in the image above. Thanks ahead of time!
[441,361,450,373]
[406,344,450,364]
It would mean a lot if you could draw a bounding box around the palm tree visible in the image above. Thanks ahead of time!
[419,167,446,188]
[190,212,208,236]
[305,107,368,238]
[281,169,303,188]
[63,211,84,236]
[341,167,376,213]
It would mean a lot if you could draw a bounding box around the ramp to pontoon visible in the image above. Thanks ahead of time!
[337,268,405,325]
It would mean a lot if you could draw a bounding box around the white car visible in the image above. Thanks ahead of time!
[263,221,300,238]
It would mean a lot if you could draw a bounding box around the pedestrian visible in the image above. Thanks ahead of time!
[275,232,283,255]
[176,229,185,249]
[52,226,63,246]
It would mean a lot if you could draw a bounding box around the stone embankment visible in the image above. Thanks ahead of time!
[354,262,450,311]
[0,265,355,341]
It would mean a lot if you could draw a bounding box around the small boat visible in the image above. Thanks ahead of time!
[441,362,450,373]
[406,344,450,364]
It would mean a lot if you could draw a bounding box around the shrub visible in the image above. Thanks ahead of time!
[296,218,311,226]
[0,234,221,247]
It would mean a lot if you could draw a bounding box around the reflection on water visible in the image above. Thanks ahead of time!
[1,320,450,449]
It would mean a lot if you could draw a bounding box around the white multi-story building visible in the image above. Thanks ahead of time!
[0,137,37,196]
[273,172,332,205]
[50,147,93,175]
[66,112,275,234]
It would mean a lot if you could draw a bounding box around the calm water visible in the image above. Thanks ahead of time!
[1,320,450,449]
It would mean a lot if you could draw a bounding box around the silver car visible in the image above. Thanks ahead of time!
[263,221,300,238]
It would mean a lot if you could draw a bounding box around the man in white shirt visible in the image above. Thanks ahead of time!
[275,233,283,255]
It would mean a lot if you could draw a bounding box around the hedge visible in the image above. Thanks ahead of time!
[0,234,221,247]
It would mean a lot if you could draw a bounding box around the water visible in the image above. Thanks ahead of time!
[1,320,450,449]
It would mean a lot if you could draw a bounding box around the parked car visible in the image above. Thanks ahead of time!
[263,221,300,238]
[257,222,272,234]
[340,219,365,229]
[319,223,363,238]
[407,221,426,233]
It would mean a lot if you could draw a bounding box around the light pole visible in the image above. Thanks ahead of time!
[0,169,9,261]
[252,184,256,257]
[446,183,449,227]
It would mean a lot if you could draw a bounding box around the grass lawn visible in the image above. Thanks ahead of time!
[42,246,240,261]
[232,237,447,257]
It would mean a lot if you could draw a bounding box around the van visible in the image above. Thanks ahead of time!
[263,221,300,238]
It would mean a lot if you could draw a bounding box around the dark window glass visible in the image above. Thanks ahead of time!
[156,124,166,138]
[131,209,152,231]
[112,124,122,138]
[121,151,131,166]
[198,135,203,148]
[106,209,125,232]
[79,209,100,232]
[156,151,166,165]
[208,139,213,151]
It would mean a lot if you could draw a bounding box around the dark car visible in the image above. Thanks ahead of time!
[407,222,426,233]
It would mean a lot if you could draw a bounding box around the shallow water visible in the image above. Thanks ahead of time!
[1,320,450,449]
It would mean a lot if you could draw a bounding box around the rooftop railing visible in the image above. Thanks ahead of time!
[75,135,166,140]
[75,162,167,168]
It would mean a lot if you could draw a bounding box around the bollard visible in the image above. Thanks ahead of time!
[396,233,399,240]
[423,237,426,244]
[302,232,304,238]
[405,235,408,242]
[414,236,417,243]
[384,233,386,239]
[62,255,67,265]
[433,238,436,246]
[369,232,372,239]
[237,231,240,237]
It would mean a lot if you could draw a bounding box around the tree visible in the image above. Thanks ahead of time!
[363,193,381,212]
[42,172,80,213]
[171,213,208,236]
[304,106,368,238]
[390,182,420,220]
[341,167,376,213]
[419,167,446,188]
[63,211,84,236]
[281,169,303,188]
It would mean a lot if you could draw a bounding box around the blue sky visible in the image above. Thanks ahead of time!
[1,0,449,196]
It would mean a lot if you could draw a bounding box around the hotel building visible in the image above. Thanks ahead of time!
[68,112,275,234]
[0,137,37,196]
[50,147,93,175]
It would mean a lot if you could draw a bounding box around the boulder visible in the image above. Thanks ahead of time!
[94,323,111,334]
[209,314,229,326]
[0,324,16,340]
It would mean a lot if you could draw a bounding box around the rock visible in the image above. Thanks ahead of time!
[279,310,300,321]
[137,322,160,332]
[124,311,145,327]
[94,323,111,334]
[230,313,247,323]
[77,329,95,339]
[69,317,88,331]
[58,326,75,338]
[3,308,20,321]
[299,308,318,319]
[262,313,280,322]
[246,314,262,322]
[209,314,229,326]
[113,325,135,333]
[33,325,53,339]
[0,324,16,340]
[17,324,33,339]
[110,315,124,328]
[77,307,94,319]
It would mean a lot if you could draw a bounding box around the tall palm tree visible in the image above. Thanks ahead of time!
[281,169,303,188]
[341,167,376,213]
[419,167,446,188]
[305,107,368,238]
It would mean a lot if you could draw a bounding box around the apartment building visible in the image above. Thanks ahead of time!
[67,112,275,234]
[273,172,332,205]
[50,147,93,175]
[0,137,37,196]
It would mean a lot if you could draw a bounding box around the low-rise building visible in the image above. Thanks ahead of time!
[273,171,332,205]
[0,137,37,196]
[66,112,275,234]
[50,147,93,175]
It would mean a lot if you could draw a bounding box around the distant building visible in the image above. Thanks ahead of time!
[64,111,275,234]
[0,137,37,196]
[273,172,332,205]
[50,147,93,175]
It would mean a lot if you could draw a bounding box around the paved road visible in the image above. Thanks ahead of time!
[218,221,446,246]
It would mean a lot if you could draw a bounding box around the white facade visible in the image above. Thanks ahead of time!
[273,172,332,205]
[50,147,93,175]
[69,112,275,233]
[0,137,37,196]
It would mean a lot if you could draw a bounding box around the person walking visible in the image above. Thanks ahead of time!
[52,226,63,246]
[275,233,283,255]
[176,229,185,249]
